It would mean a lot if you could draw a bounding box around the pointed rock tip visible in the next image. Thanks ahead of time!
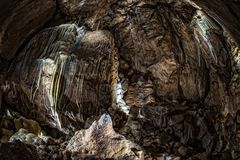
[98,113,112,126]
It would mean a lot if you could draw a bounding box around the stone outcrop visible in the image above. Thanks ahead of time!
[108,0,234,114]
[10,128,65,160]
[120,102,240,159]
[65,114,144,160]
[14,116,41,136]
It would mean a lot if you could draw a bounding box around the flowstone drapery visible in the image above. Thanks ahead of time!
[4,24,118,133]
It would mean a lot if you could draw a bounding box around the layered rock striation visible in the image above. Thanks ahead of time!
[0,0,240,159]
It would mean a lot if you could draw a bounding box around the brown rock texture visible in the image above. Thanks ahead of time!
[0,0,56,60]
[191,0,240,44]
[0,0,240,159]
[0,141,40,160]
[65,114,144,160]
[4,24,118,133]
[9,128,65,160]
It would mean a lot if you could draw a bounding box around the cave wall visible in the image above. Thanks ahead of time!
[0,0,240,159]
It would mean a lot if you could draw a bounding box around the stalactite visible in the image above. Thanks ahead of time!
[3,22,118,133]
[192,10,221,64]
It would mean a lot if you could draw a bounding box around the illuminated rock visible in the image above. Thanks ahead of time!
[65,114,144,160]
[4,24,118,133]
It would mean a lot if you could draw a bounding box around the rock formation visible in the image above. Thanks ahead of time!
[0,0,240,159]
[65,114,144,160]
[0,141,40,160]
[4,24,117,133]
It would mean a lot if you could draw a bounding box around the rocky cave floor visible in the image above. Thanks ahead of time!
[0,0,240,159]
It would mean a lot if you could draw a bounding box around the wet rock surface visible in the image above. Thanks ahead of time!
[0,0,240,159]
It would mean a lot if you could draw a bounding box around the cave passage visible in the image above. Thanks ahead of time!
[0,0,240,159]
